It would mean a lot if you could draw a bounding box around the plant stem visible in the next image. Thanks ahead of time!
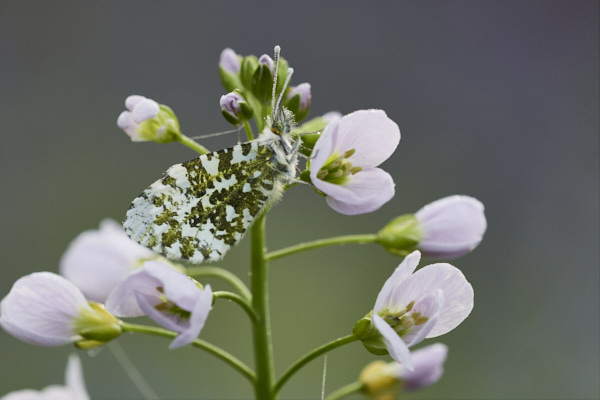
[213,291,257,322]
[120,322,255,383]
[273,334,358,395]
[265,234,379,261]
[324,381,364,400]
[250,213,275,399]
[243,120,255,141]
[176,133,210,155]
[186,266,252,302]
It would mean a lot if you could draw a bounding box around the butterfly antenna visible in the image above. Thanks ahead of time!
[275,68,294,117]
[271,45,281,118]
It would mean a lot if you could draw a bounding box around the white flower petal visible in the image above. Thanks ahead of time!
[400,343,448,390]
[335,109,400,169]
[0,273,89,346]
[131,99,159,123]
[393,263,474,338]
[372,314,414,371]
[415,195,487,259]
[320,169,395,215]
[374,251,421,313]
[60,219,153,303]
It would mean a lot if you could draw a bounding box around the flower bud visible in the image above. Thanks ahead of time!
[0,272,121,347]
[117,95,181,143]
[414,195,487,259]
[219,48,242,92]
[377,214,423,256]
[220,90,254,125]
[285,83,311,121]
[359,361,400,400]
[252,54,275,102]
[240,55,259,90]
[359,344,448,399]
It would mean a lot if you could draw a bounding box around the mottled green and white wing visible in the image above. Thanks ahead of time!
[124,141,281,263]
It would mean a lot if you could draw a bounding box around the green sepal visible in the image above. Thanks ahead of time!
[377,214,423,256]
[73,302,122,343]
[219,66,241,93]
[75,339,106,350]
[284,92,310,122]
[353,313,390,356]
[298,169,312,184]
[252,63,275,103]
[240,55,258,90]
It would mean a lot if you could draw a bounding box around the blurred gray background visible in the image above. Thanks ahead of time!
[1,1,598,399]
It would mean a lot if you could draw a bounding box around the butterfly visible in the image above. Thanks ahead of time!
[123,46,301,263]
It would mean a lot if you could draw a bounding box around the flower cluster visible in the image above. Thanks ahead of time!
[0,221,213,351]
[2,46,487,399]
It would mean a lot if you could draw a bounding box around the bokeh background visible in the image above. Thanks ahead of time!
[1,2,598,399]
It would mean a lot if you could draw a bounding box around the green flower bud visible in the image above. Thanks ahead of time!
[220,90,254,125]
[359,361,400,400]
[219,48,242,92]
[284,83,311,122]
[377,214,423,256]
[117,96,181,144]
[240,55,259,90]
[252,54,275,103]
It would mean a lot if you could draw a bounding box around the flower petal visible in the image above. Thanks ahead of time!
[372,314,414,371]
[400,343,448,391]
[415,195,487,259]
[393,263,473,338]
[131,99,159,123]
[320,168,395,215]
[374,251,421,313]
[60,219,153,303]
[335,109,400,169]
[0,273,89,346]
[169,284,213,349]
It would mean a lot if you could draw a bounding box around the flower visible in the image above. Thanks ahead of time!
[354,251,472,370]
[309,109,400,215]
[220,91,253,125]
[285,83,311,121]
[257,54,274,73]
[415,195,487,259]
[59,219,155,303]
[117,95,180,143]
[1,354,90,400]
[359,343,448,399]
[219,48,241,74]
[106,261,212,349]
[0,272,120,347]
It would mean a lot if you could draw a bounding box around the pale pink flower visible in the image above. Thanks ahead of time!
[59,219,155,303]
[106,261,212,349]
[310,109,400,215]
[369,251,472,370]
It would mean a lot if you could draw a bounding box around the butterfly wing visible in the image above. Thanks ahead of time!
[124,141,281,263]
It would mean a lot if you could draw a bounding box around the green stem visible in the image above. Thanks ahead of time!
[213,291,257,322]
[243,120,255,141]
[120,322,255,383]
[250,213,275,399]
[176,133,210,155]
[324,381,364,400]
[265,234,379,262]
[274,334,358,395]
[186,266,252,302]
